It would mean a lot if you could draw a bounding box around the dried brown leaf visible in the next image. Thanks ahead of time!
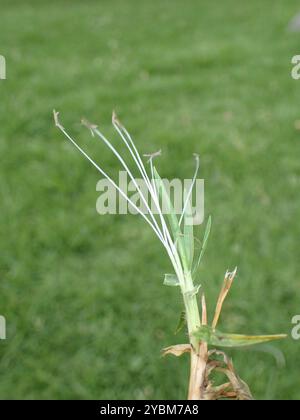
[162,344,191,357]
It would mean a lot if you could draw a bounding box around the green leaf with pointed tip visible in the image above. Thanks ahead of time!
[194,325,287,348]
[153,167,188,268]
[164,273,180,286]
[174,310,186,335]
[192,215,211,274]
[183,187,194,270]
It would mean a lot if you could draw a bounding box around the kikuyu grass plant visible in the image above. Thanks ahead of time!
[53,110,286,400]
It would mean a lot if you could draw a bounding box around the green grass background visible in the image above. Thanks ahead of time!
[0,0,300,400]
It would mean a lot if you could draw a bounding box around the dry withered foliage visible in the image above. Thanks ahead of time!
[162,269,285,400]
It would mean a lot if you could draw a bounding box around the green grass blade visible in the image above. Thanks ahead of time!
[194,325,287,348]
[153,167,188,268]
[174,310,186,335]
[164,273,180,286]
[192,215,211,274]
[183,187,194,270]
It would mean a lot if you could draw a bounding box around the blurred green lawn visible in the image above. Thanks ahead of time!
[0,0,300,400]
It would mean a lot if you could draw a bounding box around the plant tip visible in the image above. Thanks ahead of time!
[193,153,200,162]
[112,110,121,126]
[81,118,98,137]
[53,110,64,130]
[143,149,162,163]
[225,266,238,280]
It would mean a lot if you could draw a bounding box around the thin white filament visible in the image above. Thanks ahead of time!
[54,111,185,285]
[56,123,166,245]
[179,154,200,227]
[90,125,165,244]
